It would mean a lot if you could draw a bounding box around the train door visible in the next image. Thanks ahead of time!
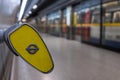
[102,1,120,50]
[89,6,101,44]
[73,7,85,41]
[47,15,53,34]
[50,12,61,36]
[40,16,47,33]
[54,17,61,36]
[45,15,49,33]
[52,19,55,35]
[37,17,42,32]
[102,12,112,43]
[82,8,91,42]
[62,9,67,38]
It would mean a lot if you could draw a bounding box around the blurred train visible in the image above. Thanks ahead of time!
[37,0,120,52]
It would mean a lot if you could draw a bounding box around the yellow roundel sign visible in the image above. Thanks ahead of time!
[5,24,54,73]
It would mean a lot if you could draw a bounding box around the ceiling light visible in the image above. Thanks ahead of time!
[22,18,26,22]
[18,0,28,21]
[33,5,38,9]
[29,11,32,14]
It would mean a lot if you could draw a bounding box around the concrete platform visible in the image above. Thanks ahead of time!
[11,34,120,80]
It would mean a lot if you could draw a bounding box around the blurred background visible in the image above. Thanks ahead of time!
[0,0,120,80]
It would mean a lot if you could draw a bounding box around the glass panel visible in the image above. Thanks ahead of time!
[47,11,61,36]
[73,6,85,41]
[80,5,101,43]
[113,11,120,23]
[47,15,53,33]
[62,9,67,33]
[73,0,101,43]
[38,16,47,32]
[89,5,101,43]
[102,1,120,49]
[82,9,91,41]
[104,13,112,23]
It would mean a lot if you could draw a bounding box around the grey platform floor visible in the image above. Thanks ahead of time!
[11,34,120,80]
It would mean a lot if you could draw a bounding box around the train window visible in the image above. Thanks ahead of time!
[54,18,60,27]
[63,17,66,25]
[48,15,53,28]
[89,5,101,43]
[62,9,67,33]
[73,4,86,26]
[41,17,47,27]
[92,14,100,23]
[62,10,67,26]
[73,11,85,25]
[79,12,85,24]
[85,10,91,23]
[104,13,112,23]
[91,10,100,24]
[113,11,120,23]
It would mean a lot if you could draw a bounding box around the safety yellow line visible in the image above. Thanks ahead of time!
[76,24,82,27]
[49,23,120,27]
[76,23,120,27]
[103,23,120,27]
[62,24,67,27]
[76,23,100,27]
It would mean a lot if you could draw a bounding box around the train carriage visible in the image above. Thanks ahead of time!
[36,0,120,52]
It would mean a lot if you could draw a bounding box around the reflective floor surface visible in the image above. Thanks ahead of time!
[11,34,120,80]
